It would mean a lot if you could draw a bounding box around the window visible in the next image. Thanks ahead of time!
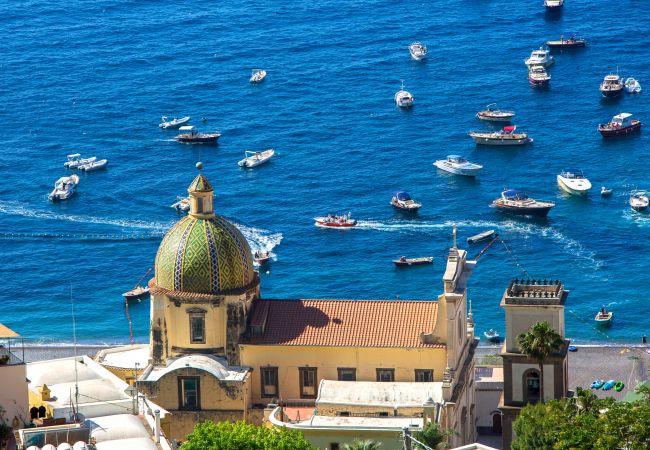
[378,412,389,417]
[376,368,395,382]
[299,367,317,398]
[178,377,200,410]
[189,315,205,343]
[415,369,433,382]
[524,370,541,403]
[337,411,350,417]
[261,367,278,397]
[337,368,356,381]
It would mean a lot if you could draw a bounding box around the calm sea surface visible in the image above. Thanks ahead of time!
[1,0,649,345]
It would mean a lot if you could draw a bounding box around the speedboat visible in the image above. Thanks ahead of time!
[64,154,96,169]
[159,116,191,130]
[624,77,642,94]
[48,174,80,201]
[557,168,592,196]
[600,186,613,197]
[528,65,551,86]
[544,0,564,8]
[393,256,433,267]
[171,197,190,212]
[79,159,108,172]
[238,149,275,168]
[524,48,554,68]
[469,126,532,146]
[433,155,483,177]
[594,307,613,326]
[253,250,271,265]
[394,81,414,108]
[409,42,428,60]
[598,113,641,137]
[599,74,624,98]
[467,230,498,245]
[176,126,221,144]
[476,104,515,122]
[484,329,501,343]
[250,68,267,83]
[390,191,422,212]
[630,191,649,211]
[491,189,555,217]
[546,35,586,48]
[314,213,357,228]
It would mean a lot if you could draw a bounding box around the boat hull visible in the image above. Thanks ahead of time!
[470,135,530,146]
[123,288,150,301]
[433,161,482,176]
[493,204,553,217]
[467,230,497,244]
[599,122,641,137]
[314,217,357,228]
[529,76,550,86]
[600,87,623,98]
[393,258,433,267]
[391,202,421,212]
[546,41,585,48]
[160,117,191,129]
[177,134,221,144]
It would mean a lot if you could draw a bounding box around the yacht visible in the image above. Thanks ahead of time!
[598,113,642,137]
[48,174,80,201]
[476,104,515,122]
[409,42,428,60]
[491,189,555,217]
[524,48,554,68]
[469,126,532,146]
[557,168,592,195]
[394,81,414,108]
[528,65,551,86]
[599,74,624,98]
[433,155,483,177]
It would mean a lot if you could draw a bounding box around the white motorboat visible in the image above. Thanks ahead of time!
[409,42,428,60]
[79,159,108,172]
[394,81,414,108]
[390,191,422,212]
[64,154,96,169]
[524,48,554,68]
[433,155,483,177]
[250,68,267,83]
[469,125,532,146]
[238,149,275,168]
[48,174,79,201]
[544,0,564,8]
[476,104,515,122]
[159,116,190,129]
[625,77,642,94]
[600,186,613,197]
[630,191,649,211]
[528,65,551,86]
[557,168,592,196]
[171,197,190,212]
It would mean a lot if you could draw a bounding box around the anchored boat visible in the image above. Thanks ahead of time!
[64,154,96,169]
[238,149,275,168]
[390,191,422,212]
[546,35,586,49]
[467,230,497,245]
[598,113,641,137]
[159,116,190,129]
[491,189,555,218]
[557,168,592,196]
[600,73,624,98]
[524,48,554,68]
[393,256,433,267]
[469,126,532,146]
[630,191,649,211]
[122,268,152,302]
[484,329,501,343]
[594,307,613,326]
[48,174,80,201]
[250,68,267,83]
[395,81,414,108]
[476,104,515,122]
[408,42,428,60]
[176,126,221,144]
[433,155,483,177]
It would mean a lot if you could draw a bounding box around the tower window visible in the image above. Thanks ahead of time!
[299,367,317,398]
[524,369,541,403]
[189,315,205,344]
[337,368,356,381]
[415,369,433,382]
[178,377,200,411]
[261,367,278,397]
[376,368,395,382]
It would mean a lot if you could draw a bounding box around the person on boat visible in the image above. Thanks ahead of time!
[400,256,407,262]
[600,306,606,315]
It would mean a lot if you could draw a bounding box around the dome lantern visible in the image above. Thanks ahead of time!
[188,163,214,219]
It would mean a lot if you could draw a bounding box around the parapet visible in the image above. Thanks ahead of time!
[502,278,568,306]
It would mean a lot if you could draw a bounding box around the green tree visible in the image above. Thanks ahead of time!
[180,420,315,450]
[412,422,452,449]
[342,440,382,450]
[516,321,564,402]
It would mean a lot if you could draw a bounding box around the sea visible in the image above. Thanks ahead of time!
[1,0,649,346]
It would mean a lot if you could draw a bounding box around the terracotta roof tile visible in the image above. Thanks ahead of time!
[242,299,443,348]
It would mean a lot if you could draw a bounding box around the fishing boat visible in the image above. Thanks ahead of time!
[79,159,108,172]
[528,65,551,86]
[484,329,501,343]
[393,256,433,267]
[159,116,191,129]
[599,73,624,98]
[594,307,613,325]
[491,189,555,217]
[64,154,96,169]
[176,126,221,144]
[238,149,275,168]
[253,250,271,265]
[48,174,80,201]
[600,186,613,197]
[394,81,414,108]
[598,113,642,137]
[314,213,357,228]
[476,104,515,122]
[409,42,428,60]
[122,268,152,302]
[467,230,498,245]
[544,0,564,8]
[630,191,649,211]
[390,191,422,211]
[250,68,267,83]
[171,196,190,212]
[524,48,554,68]
[624,77,642,94]
[546,35,586,48]
[557,168,592,196]
[469,126,532,146]
[433,155,483,177]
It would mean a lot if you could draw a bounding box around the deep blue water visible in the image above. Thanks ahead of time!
[1,0,649,345]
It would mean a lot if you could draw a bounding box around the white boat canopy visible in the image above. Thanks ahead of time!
[178,125,195,131]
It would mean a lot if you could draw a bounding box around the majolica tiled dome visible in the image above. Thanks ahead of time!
[154,174,255,294]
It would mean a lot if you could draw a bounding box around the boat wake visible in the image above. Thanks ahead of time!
[237,223,283,257]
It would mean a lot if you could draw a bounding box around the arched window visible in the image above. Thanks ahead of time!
[523,369,541,403]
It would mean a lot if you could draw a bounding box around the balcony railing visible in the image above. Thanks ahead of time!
[0,347,23,365]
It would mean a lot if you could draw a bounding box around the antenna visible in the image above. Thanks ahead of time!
[70,284,80,422]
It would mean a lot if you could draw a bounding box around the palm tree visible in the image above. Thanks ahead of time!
[516,321,564,402]
[342,440,382,450]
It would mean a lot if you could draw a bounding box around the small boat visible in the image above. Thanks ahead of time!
[314,213,357,228]
[469,126,532,146]
[491,189,555,218]
[238,149,275,168]
[568,345,578,352]
[599,73,624,98]
[557,168,592,196]
[544,0,564,8]
[602,379,616,391]
[467,230,498,245]
[528,65,551,86]
[64,154,96,169]
[250,68,267,83]
[524,48,554,68]
[630,191,649,211]
[395,81,414,108]
[176,126,221,144]
[598,113,642,137]
[590,379,604,390]
[253,250,271,265]
[122,268,152,302]
[409,42,428,60]
[79,159,108,172]
[594,307,613,325]
[600,186,613,197]
[393,256,433,267]
[484,329,501,343]
[476,104,515,122]
[390,191,422,212]
[546,35,586,48]
[624,77,642,94]
[48,174,80,201]
[159,116,191,130]
[171,196,190,212]
[614,381,625,392]
[433,155,483,177]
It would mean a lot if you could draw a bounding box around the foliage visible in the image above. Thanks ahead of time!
[180,420,315,450]
[342,439,382,450]
[516,321,564,401]
[413,422,452,449]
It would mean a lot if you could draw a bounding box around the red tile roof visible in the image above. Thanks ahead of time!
[242,299,443,348]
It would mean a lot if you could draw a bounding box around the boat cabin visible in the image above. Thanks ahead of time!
[448,155,467,164]
[502,189,529,201]
[394,191,413,202]
[501,125,516,135]
[560,168,585,179]
[611,113,633,127]
[178,125,196,134]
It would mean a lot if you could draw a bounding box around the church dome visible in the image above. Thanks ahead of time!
[154,173,255,294]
